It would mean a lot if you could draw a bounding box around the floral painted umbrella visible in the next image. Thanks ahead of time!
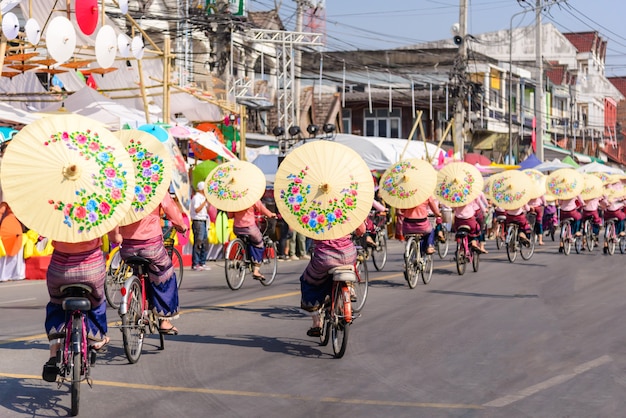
[114,129,172,226]
[485,170,533,210]
[580,173,604,201]
[521,169,547,199]
[0,114,134,242]
[273,141,375,240]
[378,158,437,209]
[204,160,266,212]
[435,162,484,208]
[545,168,584,200]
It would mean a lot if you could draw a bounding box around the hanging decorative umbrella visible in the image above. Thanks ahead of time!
[435,162,484,208]
[0,204,23,256]
[0,114,135,242]
[138,123,169,143]
[521,169,546,199]
[273,141,375,240]
[485,170,533,210]
[204,160,267,212]
[162,136,191,215]
[191,159,218,189]
[114,129,173,226]
[169,125,192,138]
[545,168,584,200]
[378,158,437,209]
[580,173,604,200]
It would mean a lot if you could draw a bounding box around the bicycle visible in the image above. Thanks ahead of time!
[368,212,388,271]
[542,207,558,242]
[104,227,183,309]
[48,284,98,416]
[559,217,575,255]
[317,265,357,358]
[505,221,535,262]
[403,233,433,288]
[603,217,626,255]
[118,256,166,364]
[581,217,598,252]
[454,225,480,275]
[434,218,450,259]
[494,215,507,250]
[224,215,278,290]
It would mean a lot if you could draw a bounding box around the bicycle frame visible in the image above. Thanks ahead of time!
[118,269,148,317]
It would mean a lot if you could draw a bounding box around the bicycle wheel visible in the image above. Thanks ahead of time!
[353,257,369,313]
[371,230,388,271]
[506,226,517,262]
[259,238,278,286]
[607,223,616,255]
[421,253,433,284]
[436,225,449,259]
[224,239,247,290]
[121,276,144,364]
[584,221,595,252]
[472,249,480,272]
[520,232,535,260]
[319,308,331,346]
[455,241,467,275]
[495,223,504,250]
[104,248,130,309]
[70,316,82,417]
[574,234,583,254]
[331,284,350,358]
[405,238,419,288]
[169,247,184,290]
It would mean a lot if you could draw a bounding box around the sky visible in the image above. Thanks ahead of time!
[249,0,626,77]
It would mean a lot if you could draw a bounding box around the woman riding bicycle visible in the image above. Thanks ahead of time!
[397,196,443,255]
[527,195,546,246]
[301,222,367,337]
[505,203,533,245]
[363,198,388,248]
[557,195,584,253]
[230,200,277,281]
[452,197,486,254]
[582,195,606,243]
[602,182,626,253]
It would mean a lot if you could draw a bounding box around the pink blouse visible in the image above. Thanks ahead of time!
[232,201,274,228]
[119,194,185,241]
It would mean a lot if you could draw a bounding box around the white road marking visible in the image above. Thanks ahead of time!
[483,355,613,407]
[0,298,36,305]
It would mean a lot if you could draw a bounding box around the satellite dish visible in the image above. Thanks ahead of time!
[75,0,99,36]
[95,25,117,69]
[119,0,129,14]
[117,33,131,58]
[131,35,144,60]
[24,18,41,45]
[45,16,77,65]
[2,12,19,40]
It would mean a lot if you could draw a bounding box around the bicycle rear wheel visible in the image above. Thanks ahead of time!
[562,224,572,255]
[121,277,144,364]
[421,253,433,284]
[259,238,278,286]
[472,250,480,272]
[455,241,467,275]
[104,248,130,309]
[405,238,419,288]
[495,223,504,250]
[371,230,388,271]
[353,258,369,313]
[520,233,535,260]
[169,247,184,290]
[584,220,595,252]
[70,316,82,417]
[331,284,350,358]
[224,239,247,290]
[436,224,449,259]
[506,226,518,262]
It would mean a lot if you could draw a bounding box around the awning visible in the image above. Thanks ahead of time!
[471,132,509,151]
[543,143,592,163]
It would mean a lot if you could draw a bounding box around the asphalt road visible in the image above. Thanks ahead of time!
[1,236,626,417]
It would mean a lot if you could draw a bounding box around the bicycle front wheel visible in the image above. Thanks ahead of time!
[104,248,130,309]
[520,233,535,260]
[353,258,369,313]
[371,230,388,271]
[437,225,449,259]
[405,238,419,288]
[259,239,278,286]
[319,308,330,346]
[224,239,247,290]
[331,284,350,358]
[421,253,433,284]
[121,276,144,364]
[169,247,184,290]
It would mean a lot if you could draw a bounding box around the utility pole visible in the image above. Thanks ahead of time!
[453,0,468,159]
[294,0,309,128]
[535,0,544,161]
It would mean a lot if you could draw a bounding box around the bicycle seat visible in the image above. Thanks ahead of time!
[124,255,152,269]
[404,233,424,239]
[328,265,356,282]
[561,217,574,223]
[60,283,93,311]
[496,215,507,221]
[605,217,619,223]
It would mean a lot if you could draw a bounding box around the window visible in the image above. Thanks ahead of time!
[364,108,402,138]
[342,108,352,135]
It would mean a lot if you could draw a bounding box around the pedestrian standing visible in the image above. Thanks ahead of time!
[190,181,210,271]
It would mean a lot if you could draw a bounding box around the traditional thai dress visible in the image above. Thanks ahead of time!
[232,201,274,264]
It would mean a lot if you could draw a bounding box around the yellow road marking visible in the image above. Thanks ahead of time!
[0,372,483,410]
